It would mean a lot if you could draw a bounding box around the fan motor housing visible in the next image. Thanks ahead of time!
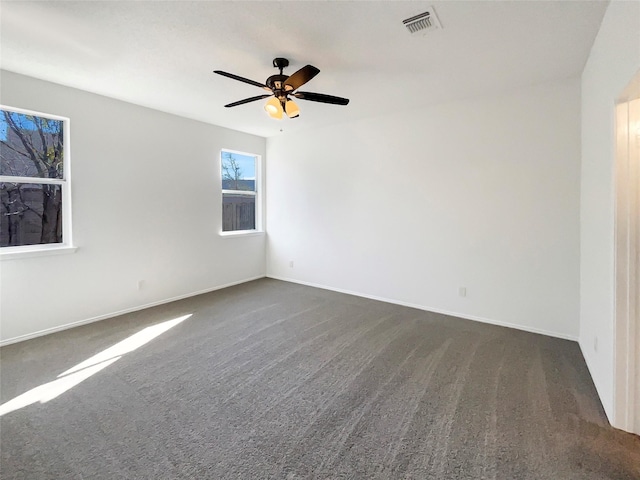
[266,74,289,101]
[266,74,287,89]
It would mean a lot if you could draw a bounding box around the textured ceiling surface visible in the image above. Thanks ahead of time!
[0,1,609,138]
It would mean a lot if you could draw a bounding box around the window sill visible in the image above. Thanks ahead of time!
[219,230,264,238]
[0,245,78,261]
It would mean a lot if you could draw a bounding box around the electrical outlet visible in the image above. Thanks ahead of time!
[137,280,145,290]
[458,287,466,297]
[594,336,598,352]
[289,261,294,268]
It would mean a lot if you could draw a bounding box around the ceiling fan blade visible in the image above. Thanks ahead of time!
[293,91,349,105]
[224,94,272,108]
[214,70,269,90]
[283,65,320,91]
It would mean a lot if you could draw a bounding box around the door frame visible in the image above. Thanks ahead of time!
[613,71,640,434]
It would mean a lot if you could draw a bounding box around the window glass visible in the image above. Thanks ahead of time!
[1,112,64,179]
[221,151,259,233]
[0,107,69,249]
[0,183,63,246]
[222,193,256,231]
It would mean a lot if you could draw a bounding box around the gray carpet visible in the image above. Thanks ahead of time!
[1,278,638,479]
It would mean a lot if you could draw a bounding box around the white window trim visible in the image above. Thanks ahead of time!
[1,244,77,260]
[221,189,257,196]
[220,230,264,238]
[219,148,263,236]
[0,105,75,260]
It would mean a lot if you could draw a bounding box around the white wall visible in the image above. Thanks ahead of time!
[0,71,266,343]
[267,79,581,340]
[580,0,640,424]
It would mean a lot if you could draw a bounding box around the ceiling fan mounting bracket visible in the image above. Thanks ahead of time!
[273,57,289,73]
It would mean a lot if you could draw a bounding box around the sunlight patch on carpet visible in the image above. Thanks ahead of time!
[0,314,191,416]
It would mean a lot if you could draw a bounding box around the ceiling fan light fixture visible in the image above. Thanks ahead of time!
[285,99,300,118]
[264,97,283,119]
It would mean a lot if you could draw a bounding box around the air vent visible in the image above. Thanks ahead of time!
[403,8,442,34]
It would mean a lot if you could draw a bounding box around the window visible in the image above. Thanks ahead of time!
[0,106,72,253]
[221,150,260,233]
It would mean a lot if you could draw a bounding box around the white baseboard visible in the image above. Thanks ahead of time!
[2,273,578,347]
[0,275,266,347]
[267,275,579,342]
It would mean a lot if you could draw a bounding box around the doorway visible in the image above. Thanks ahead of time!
[614,71,640,434]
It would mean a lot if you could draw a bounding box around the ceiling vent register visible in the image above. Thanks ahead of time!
[403,8,442,34]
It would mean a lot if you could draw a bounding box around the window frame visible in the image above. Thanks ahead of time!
[0,105,75,260]
[219,148,263,236]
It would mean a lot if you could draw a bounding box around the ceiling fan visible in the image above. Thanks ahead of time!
[214,58,349,120]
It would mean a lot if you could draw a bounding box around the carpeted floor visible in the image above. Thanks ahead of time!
[1,278,639,479]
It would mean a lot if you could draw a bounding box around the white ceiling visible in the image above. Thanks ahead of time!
[0,1,608,138]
